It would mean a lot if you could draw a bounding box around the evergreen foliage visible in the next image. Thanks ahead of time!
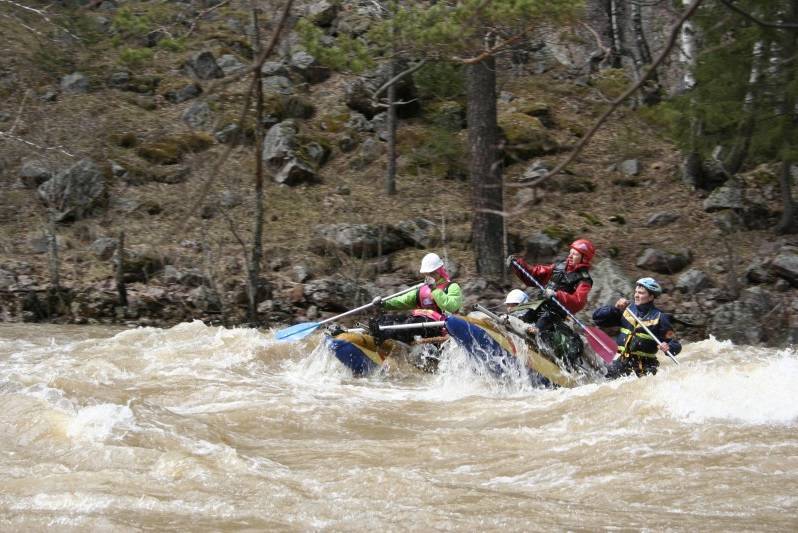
[661,0,798,166]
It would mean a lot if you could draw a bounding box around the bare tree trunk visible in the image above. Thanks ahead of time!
[631,1,652,66]
[248,2,265,324]
[386,59,398,195]
[630,1,660,104]
[608,0,626,68]
[467,56,504,278]
[678,0,697,91]
[726,40,767,174]
[776,0,798,233]
[46,210,60,292]
[116,231,127,308]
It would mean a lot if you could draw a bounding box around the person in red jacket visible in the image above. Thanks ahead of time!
[505,239,595,367]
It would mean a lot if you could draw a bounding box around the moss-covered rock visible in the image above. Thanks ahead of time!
[498,112,558,162]
[137,132,214,164]
[512,99,553,127]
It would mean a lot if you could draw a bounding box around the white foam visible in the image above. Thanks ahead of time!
[66,403,136,443]
[650,350,798,425]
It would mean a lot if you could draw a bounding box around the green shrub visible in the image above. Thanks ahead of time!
[157,38,185,52]
[119,47,154,67]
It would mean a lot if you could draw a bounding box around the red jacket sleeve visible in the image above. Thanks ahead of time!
[556,281,591,313]
[512,257,554,286]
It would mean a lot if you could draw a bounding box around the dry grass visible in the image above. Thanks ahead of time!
[0,2,790,314]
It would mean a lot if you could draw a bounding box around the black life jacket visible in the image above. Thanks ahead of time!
[542,260,592,318]
[545,260,593,294]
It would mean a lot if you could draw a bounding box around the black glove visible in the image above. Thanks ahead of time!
[368,317,383,344]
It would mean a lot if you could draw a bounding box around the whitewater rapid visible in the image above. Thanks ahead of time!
[1,321,796,530]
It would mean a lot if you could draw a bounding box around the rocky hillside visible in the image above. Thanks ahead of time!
[0,0,796,346]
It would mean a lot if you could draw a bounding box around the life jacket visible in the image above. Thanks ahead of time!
[545,260,593,294]
[543,260,592,317]
[618,307,662,359]
[412,280,451,321]
[510,300,545,323]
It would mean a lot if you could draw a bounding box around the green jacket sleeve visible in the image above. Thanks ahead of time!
[382,289,420,311]
[432,282,463,313]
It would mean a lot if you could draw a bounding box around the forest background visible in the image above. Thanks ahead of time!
[0,0,796,347]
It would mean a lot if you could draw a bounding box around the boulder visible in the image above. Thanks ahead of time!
[311,223,406,258]
[646,211,680,227]
[307,0,338,27]
[18,160,52,188]
[522,232,561,264]
[708,287,772,345]
[290,50,330,84]
[498,112,558,162]
[60,72,89,94]
[262,75,294,95]
[703,181,744,211]
[37,159,107,222]
[217,54,246,76]
[274,158,318,186]
[588,258,633,308]
[262,120,298,168]
[675,268,713,294]
[344,62,419,119]
[635,247,692,274]
[90,237,119,260]
[303,277,372,312]
[770,245,798,287]
[164,82,201,104]
[619,159,641,177]
[396,218,440,248]
[0,268,16,290]
[122,246,166,283]
[181,101,213,130]
[185,51,223,80]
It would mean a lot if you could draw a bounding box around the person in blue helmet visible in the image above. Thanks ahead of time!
[592,277,682,378]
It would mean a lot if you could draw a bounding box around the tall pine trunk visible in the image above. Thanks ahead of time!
[467,57,503,278]
[776,0,798,234]
[726,40,767,175]
[386,59,398,195]
[248,3,265,324]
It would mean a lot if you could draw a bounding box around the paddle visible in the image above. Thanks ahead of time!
[274,282,424,342]
[622,307,679,365]
[509,258,617,363]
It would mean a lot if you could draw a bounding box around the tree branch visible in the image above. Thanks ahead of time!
[0,131,75,157]
[183,0,232,39]
[0,0,82,41]
[454,30,530,65]
[517,0,704,194]
[372,59,427,102]
[719,0,798,30]
[182,0,294,230]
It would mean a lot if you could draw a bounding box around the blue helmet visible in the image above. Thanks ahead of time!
[636,277,662,296]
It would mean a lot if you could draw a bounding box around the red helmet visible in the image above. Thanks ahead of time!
[570,239,595,264]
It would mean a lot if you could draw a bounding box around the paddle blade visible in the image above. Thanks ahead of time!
[275,321,320,342]
[584,326,618,364]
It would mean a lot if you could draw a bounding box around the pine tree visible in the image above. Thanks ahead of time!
[667,0,798,232]
[302,0,584,276]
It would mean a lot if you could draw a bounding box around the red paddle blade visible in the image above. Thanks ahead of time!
[584,326,617,364]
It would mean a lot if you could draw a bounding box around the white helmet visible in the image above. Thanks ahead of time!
[505,289,529,305]
[419,252,444,273]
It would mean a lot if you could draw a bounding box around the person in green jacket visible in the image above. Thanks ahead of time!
[369,252,463,345]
